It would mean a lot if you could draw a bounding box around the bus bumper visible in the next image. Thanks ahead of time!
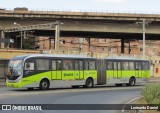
[6,80,23,88]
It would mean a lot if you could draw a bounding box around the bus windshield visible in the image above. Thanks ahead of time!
[8,59,23,76]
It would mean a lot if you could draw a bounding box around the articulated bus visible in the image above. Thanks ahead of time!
[6,54,150,90]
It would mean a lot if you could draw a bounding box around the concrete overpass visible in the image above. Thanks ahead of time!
[0,9,160,52]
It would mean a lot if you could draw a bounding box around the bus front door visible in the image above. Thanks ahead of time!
[51,60,62,80]
[135,62,142,78]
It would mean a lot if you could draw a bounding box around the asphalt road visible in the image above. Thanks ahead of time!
[0,85,142,113]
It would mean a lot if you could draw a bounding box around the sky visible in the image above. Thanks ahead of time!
[0,0,160,14]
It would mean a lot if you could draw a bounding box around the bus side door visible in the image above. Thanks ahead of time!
[135,62,142,78]
[113,62,118,78]
[51,60,62,80]
[75,60,83,80]
[62,60,74,80]
[114,61,122,78]
[117,62,122,78]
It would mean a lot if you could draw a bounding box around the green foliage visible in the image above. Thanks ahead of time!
[23,38,36,49]
[141,83,160,104]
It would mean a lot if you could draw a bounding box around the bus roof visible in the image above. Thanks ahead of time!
[11,54,95,60]
[105,57,149,61]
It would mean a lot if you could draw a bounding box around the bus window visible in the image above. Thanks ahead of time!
[107,61,113,70]
[75,61,79,70]
[118,62,121,70]
[36,59,49,70]
[79,61,83,70]
[84,61,89,70]
[129,62,134,70]
[25,62,35,71]
[57,60,62,70]
[142,62,149,70]
[135,62,141,70]
[63,60,73,70]
[122,61,129,70]
[24,61,35,76]
[114,62,117,70]
[89,61,95,70]
[52,60,56,70]
[75,61,83,70]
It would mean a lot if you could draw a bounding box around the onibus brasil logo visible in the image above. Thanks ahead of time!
[1,105,42,111]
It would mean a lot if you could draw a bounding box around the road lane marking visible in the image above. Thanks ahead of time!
[0,86,142,99]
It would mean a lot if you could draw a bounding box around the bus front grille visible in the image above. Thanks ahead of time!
[7,76,19,80]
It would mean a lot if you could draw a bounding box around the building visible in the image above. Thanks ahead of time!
[38,37,160,55]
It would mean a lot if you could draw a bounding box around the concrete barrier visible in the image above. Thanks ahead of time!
[0,49,42,59]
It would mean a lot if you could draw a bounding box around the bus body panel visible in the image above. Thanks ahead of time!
[97,59,106,85]
[6,54,151,89]
[83,70,97,80]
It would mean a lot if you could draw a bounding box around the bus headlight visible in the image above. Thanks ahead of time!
[17,70,22,76]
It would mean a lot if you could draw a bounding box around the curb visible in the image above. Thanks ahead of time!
[149,77,160,83]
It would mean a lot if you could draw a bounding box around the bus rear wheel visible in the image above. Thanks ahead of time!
[40,79,50,90]
[85,78,94,88]
[27,88,34,90]
[115,84,122,86]
[127,77,136,86]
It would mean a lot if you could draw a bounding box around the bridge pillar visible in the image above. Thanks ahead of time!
[0,30,5,48]
[128,40,131,54]
[121,39,124,54]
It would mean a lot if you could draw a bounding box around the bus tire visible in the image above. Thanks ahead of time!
[39,79,50,90]
[85,78,94,88]
[127,77,136,86]
[72,86,79,88]
[115,84,122,86]
[27,88,34,90]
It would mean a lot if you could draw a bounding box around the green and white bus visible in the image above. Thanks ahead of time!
[6,54,150,90]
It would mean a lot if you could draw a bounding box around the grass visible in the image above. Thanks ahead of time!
[141,83,160,104]
[136,83,160,113]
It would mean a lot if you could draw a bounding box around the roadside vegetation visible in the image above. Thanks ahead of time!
[136,83,160,113]
[141,83,160,104]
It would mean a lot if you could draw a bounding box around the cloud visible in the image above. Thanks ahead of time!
[93,0,125,4]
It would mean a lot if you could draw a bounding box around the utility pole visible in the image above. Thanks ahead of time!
[136,19,150,59]
[142,19,146,59]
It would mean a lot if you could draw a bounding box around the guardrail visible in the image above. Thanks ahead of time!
[2,8,160,15]
[1,9,160,18]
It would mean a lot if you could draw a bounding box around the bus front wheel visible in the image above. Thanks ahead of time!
[127,77,136,86]
[40,79,50,90]
[85,78,94,88]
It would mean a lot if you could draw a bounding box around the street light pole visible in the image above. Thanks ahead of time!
[14,22,23,49]
[142,19,146,59]
[136,20,151,59]
[55,24,59,51]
